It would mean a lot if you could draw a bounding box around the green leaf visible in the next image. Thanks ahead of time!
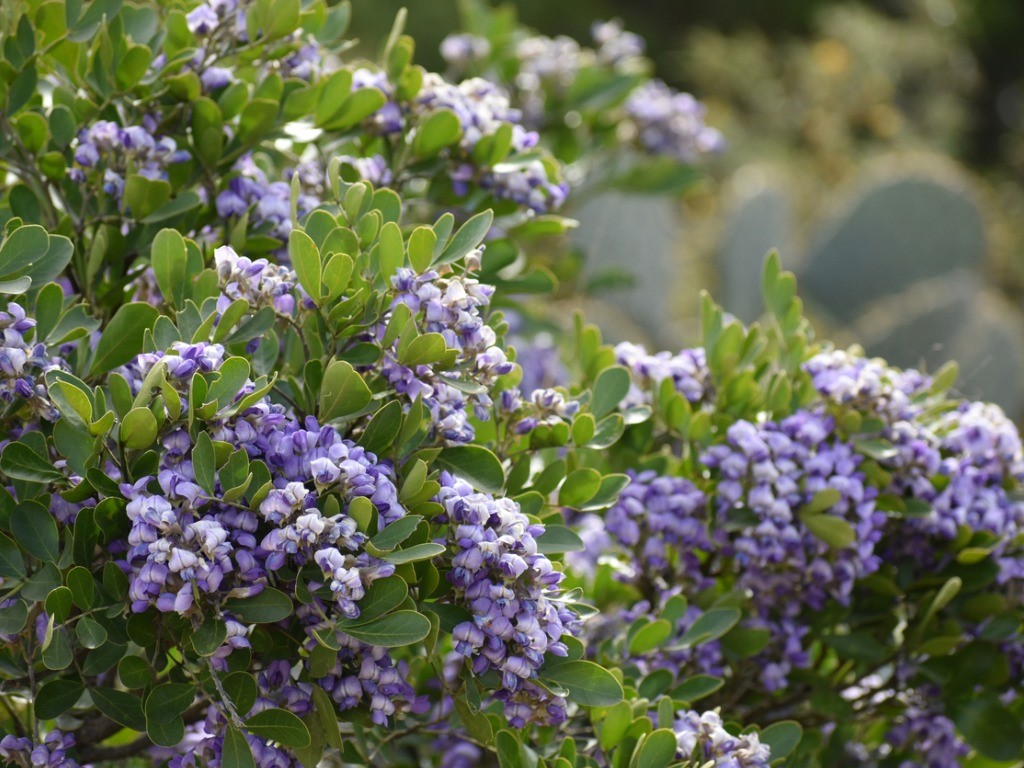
[633,729,678,768]
[192,431,216,496]
[413,108,462,157]
[591,366,630,419]
[146,683,195,724]
[36,678,85,719]
[322,86,386,130]
[628,619,673,656]
[0,533,25,578]
[599,701,634,751]
[75,617,107,649]
[369,516,423,551]
[535,525,585,555]
[340,576,407,624]
[0,276,32,294]
[539,660,623,707]
[799,510,856,549]
[151,229,187,308]
[89,303,160,376]
[244,708,311,748]
[398,332,448,367]
[222,724,255,768]
[802,488,841,515]
[45,586,72,623]
[289,229,322,304]
[955,695,1024,761]
[341,610,430,647]
[377,221,404,281]
[408,227,436,273]
[120,407,158,450]
[558,468,602,508]
[758,721,803,761]
[12,500,59,562]
[223,672,258,716]
[90,687,146,732]
[148,715,185,749]
[1,440,62,483]
[671,674,724,704]
[118,656,151,689]
[0,598,28,635]
[319,360,372,422]
[671,608,741,649]
[0,225,49,277]
[206,357,250,410]
[496,729,536,768]
[435,445,504,494]
[224,587,292,624]
[383,542,445,564]
[141,191,202,224]
[854,438,899,461]
[435,210,493,267]
[123,174,171,219]
[359,401,403,455]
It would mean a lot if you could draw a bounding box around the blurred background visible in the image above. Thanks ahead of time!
[350,0,1024,417]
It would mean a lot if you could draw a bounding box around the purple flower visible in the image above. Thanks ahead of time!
[671,710,771,767]
[624,80,725,162]
[436,471,579,727]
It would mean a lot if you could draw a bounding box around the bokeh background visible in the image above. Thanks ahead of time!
[351,0,1024,417]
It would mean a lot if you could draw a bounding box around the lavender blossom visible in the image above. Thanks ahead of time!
[615,341,712,409]
[671,710,772,768]
[0,302,63,421]
[624,80,725,162]
[0,730,79,768]
[437,471,580,727]
[380,267,513,445]
[70,120,189,203]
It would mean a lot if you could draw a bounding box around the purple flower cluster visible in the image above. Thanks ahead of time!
[614,341,712,409]
[702,411,884,689]
[918,402,1024,552]
[805,351,1024,571]
[175,0,325,90]
[803,349,931,423]
[116,343,404,628]
[439,34,492,68]
[501,386,580,435]
[437,472,580,727]
[624,80,725,163]
[703,412,884,611]
[671,709,772,768]
[0,302,62,421]
[216,156,323,242]
[605,470,711,584]
[590,19,646,67]
[382,267,513,445]
[71,119,188,201]
[883,707,969,768]
[0,731,78,768]
[169,723,300,768]
[415,73,569,212]
[214,245,297,315]
[504,21,645,125]
[509,329,569,394]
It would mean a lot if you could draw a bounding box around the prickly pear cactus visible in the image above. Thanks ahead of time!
[798,172,987,322]
[718,175,793,323]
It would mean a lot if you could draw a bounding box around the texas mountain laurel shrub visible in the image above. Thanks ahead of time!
[0,1,1020,767]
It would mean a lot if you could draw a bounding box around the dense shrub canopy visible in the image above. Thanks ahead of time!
[0,1,1020,767]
